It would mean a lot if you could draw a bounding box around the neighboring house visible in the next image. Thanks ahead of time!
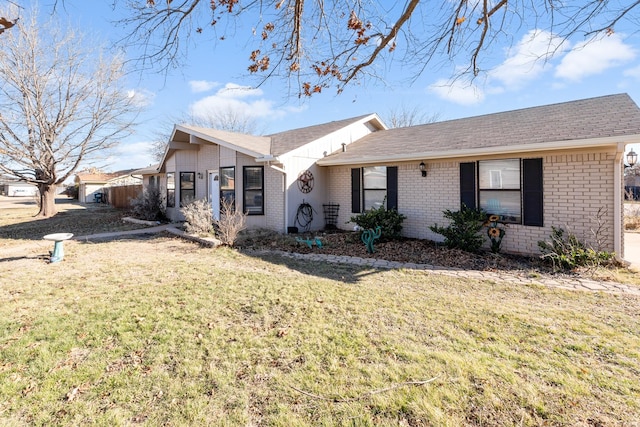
[624,173,640,200]
[75,169,142,203]
[133,165,162,193]
[146,94,640,258]
[0,175,38,197]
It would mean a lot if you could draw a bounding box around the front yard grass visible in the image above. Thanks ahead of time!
[0,202,144,248]
[1,226,639,425]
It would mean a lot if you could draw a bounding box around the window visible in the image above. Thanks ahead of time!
[351,166,398,213]
[243,166,264,215]
[479,159,521,223]
[179,172,195,206]
[363,166,387,210]
[459,158,543,226]
[220,167,235,206]
[166,173,175,208]
[148,175,157,189]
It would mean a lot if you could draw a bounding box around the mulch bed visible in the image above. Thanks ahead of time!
[237,229,558,275]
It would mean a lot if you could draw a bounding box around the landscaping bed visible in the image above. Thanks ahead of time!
[240,230,549,271]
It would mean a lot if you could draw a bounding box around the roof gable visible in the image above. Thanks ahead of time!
[317,94,640,165]
[158,114,386,171]
[174,125,272,157]
[268,114,384,156]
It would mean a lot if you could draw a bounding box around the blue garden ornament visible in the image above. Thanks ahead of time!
[361,226,382,253]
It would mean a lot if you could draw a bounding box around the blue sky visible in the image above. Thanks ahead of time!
[51,1,640,172]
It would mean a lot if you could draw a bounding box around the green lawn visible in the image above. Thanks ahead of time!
[1,205,639,425]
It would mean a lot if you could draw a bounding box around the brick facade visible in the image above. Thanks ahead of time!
[327,149,619,256]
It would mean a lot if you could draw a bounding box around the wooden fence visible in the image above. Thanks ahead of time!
[107,185,142,209]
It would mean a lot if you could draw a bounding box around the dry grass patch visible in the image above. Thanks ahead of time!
[0,201,150,247]
[1,234,639,425]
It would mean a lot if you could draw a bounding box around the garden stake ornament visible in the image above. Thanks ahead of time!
[484,215,506,253]
[361,226,382,253]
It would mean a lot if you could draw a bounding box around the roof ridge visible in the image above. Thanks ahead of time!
[398,93,633,130]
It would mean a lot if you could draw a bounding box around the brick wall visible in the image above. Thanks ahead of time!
[327,149,619,256]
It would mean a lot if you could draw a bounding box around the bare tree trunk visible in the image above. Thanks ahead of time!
[38,184,57,217]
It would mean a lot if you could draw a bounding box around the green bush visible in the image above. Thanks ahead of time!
[538,226,615,271]
[430,205,486,252]
[350,205,406,241]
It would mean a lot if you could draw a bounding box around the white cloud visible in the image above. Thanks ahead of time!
[490,30,565,88]
[624,64,640,79]
[188,80,220,93]
[127,89,155,107]
[189,82,299,122]
[428,78,484,105]
[555,34,636,81]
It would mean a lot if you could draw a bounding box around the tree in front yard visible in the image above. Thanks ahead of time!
[0,6,138,217]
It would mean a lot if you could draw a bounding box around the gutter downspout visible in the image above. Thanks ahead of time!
[268,164,287,233]
[614,144,624,262]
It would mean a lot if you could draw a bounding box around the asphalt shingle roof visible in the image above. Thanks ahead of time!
[318,93,640,165]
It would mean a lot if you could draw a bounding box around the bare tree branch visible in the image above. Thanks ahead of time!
[114,0,640,96]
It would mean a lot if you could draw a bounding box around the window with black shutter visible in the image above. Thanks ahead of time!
[351,166,398,212]
[460,158,543,226]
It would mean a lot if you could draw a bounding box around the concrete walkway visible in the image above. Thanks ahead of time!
[73,224,172,241]
[11,225,639,296]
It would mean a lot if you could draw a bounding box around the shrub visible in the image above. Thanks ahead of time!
[538,226,615,271]
[181,199,213,235]
[350,205,406,241]
[430,205,486,252]
[130,185,166,221]
[214,198,247,246]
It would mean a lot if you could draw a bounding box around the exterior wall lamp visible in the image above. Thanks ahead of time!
[419,161,427,177]
[627,149,637,167]
[197,172,203,179]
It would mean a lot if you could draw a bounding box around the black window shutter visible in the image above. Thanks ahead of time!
[460,162,477,210]
[351,168,361,213]
[522,158,543,226]
[386,166,398,210]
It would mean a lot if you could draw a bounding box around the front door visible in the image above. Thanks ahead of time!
[208,171,220,220]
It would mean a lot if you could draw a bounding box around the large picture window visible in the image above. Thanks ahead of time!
[220,167,235,207]
[166,172,175,208]
[478,159,521,223]
[243,166,264,215]
[179,172,195,206]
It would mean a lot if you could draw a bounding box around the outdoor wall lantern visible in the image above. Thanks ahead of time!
[627,150,638,168]
[419,161,427,177]
[197,172,203,179]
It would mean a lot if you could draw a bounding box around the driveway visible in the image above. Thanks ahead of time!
[624,232,640,270]
[0,195,38,209]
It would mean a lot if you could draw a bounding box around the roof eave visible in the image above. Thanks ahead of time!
[316,135,640,166]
